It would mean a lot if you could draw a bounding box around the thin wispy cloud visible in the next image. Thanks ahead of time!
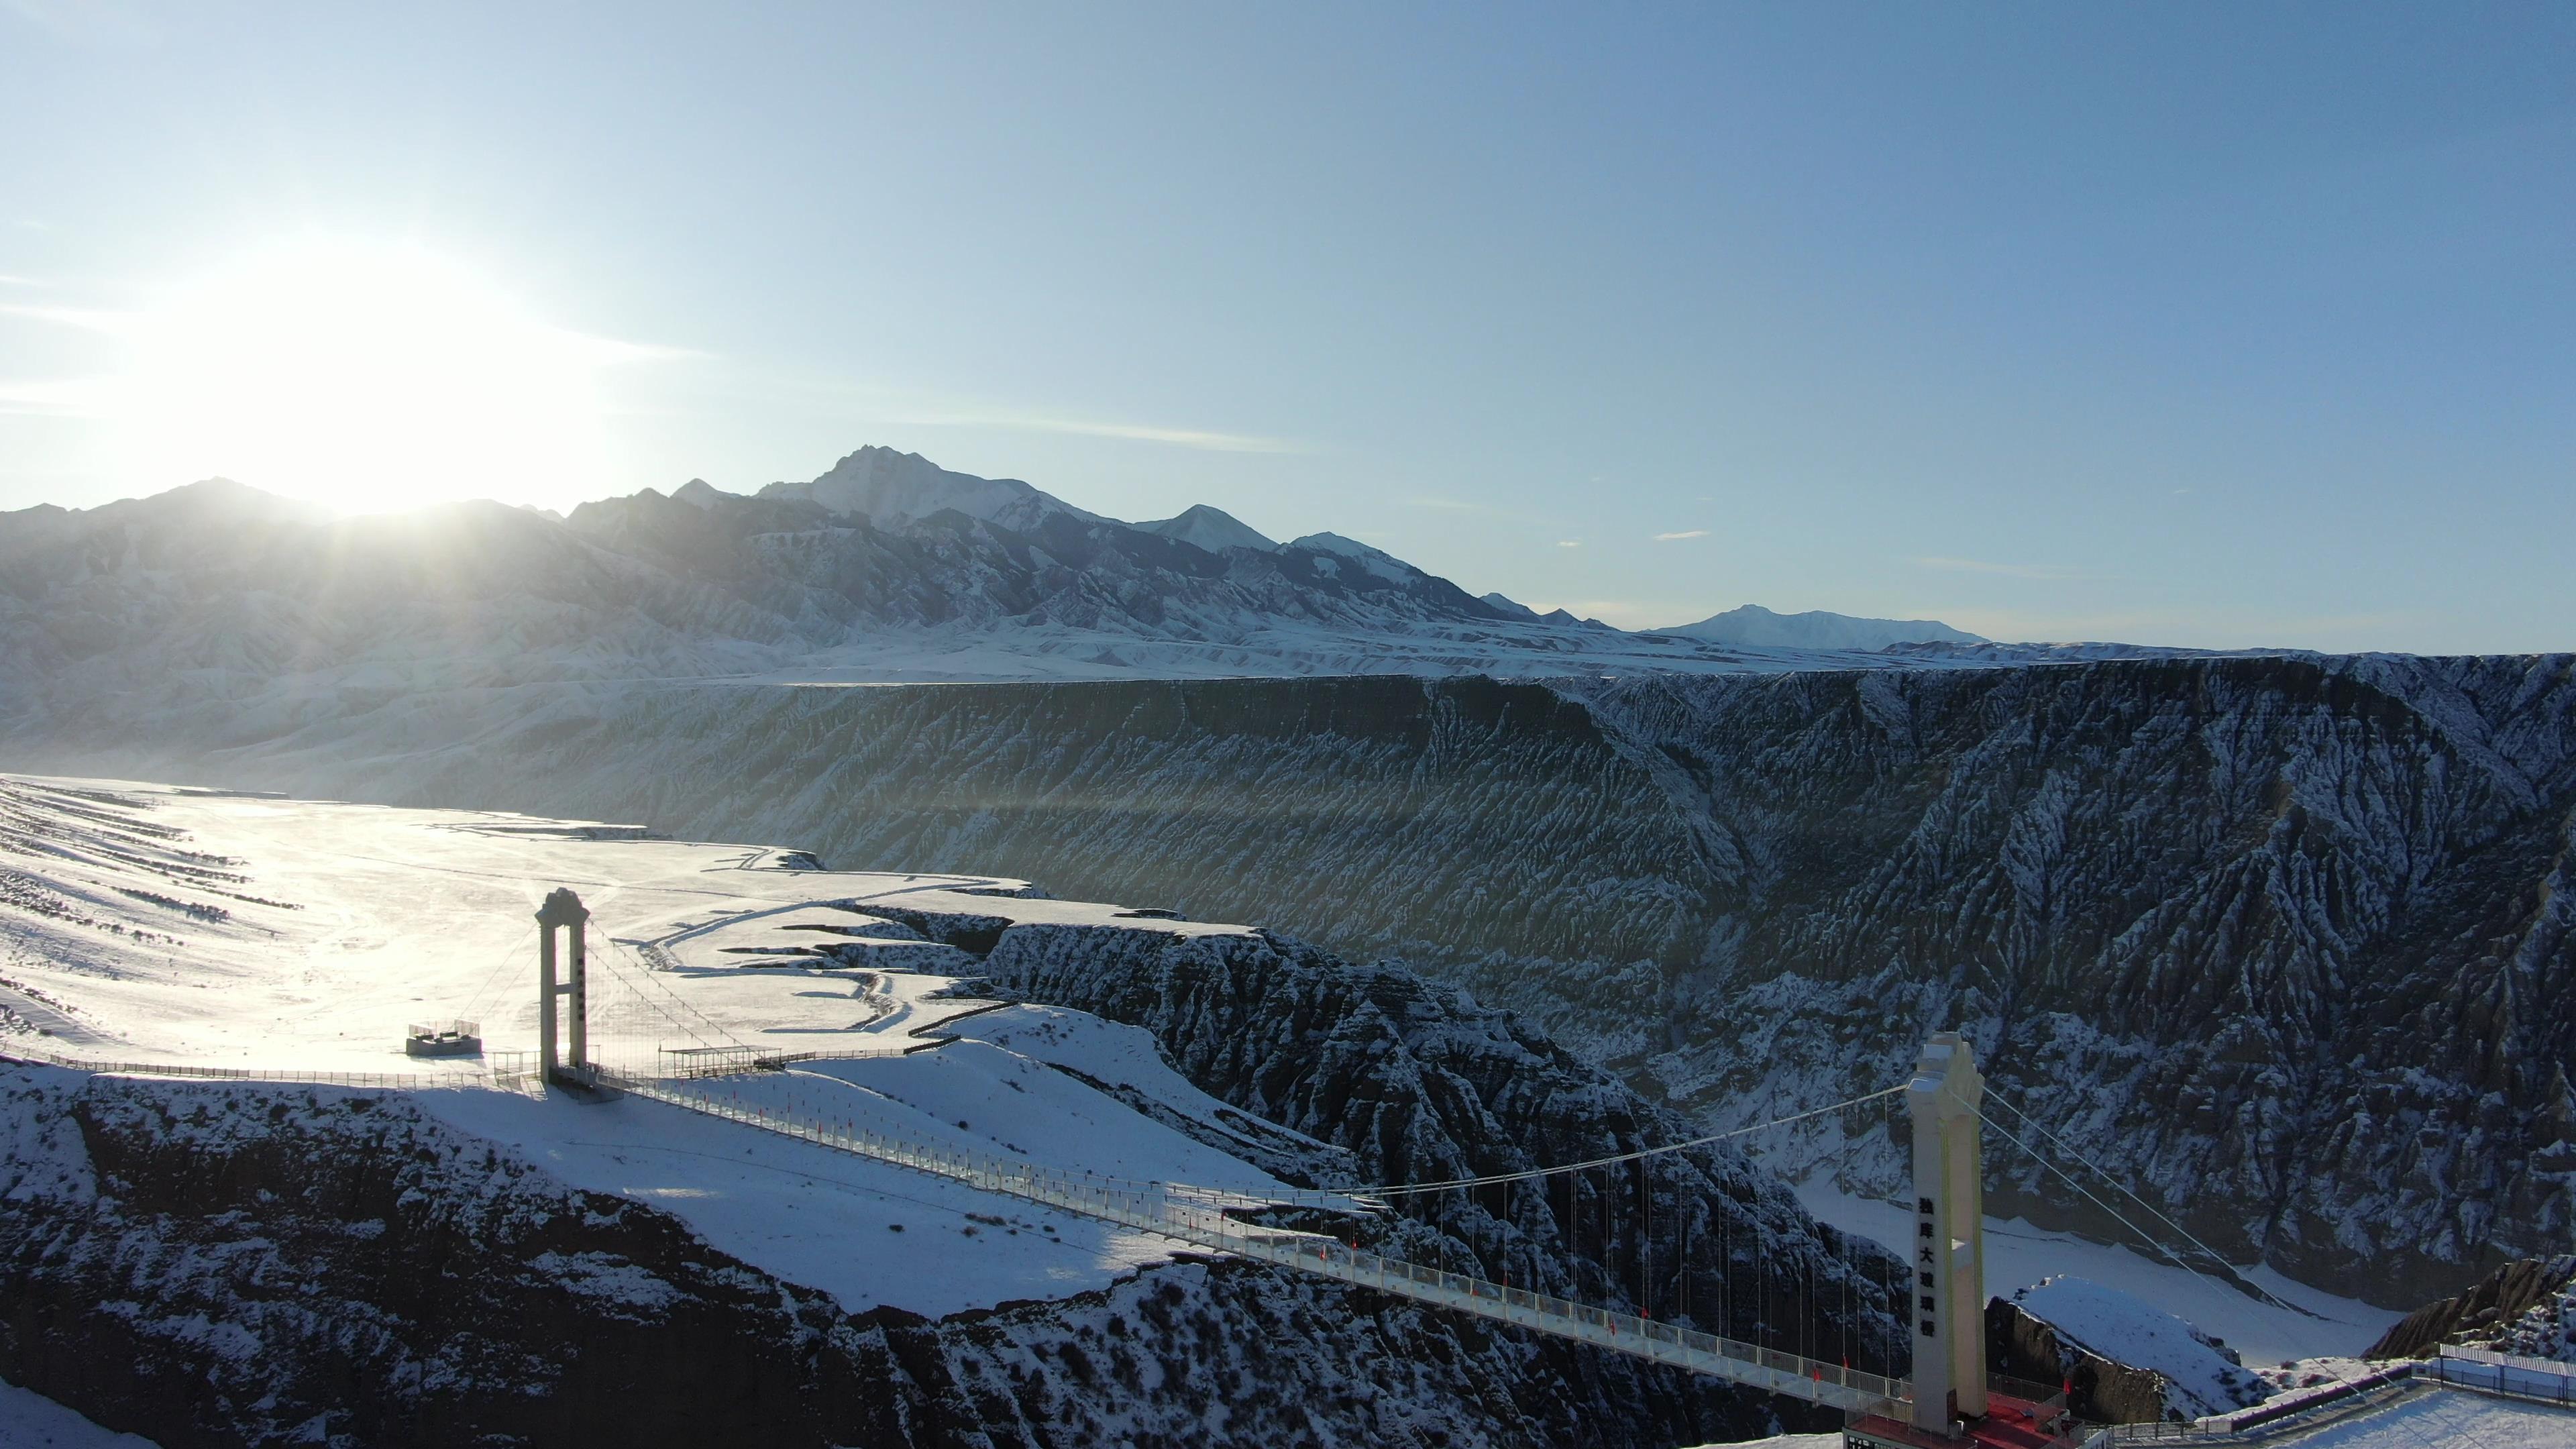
[0,376,108,417]
[1401,496,1488,513]
[1556,539,1581,549]
[1654,528,1709,541]
[0,274,40,287]
[0,301,133,333]
[1916,555,2087,582]
[902,408,1304,455]
[569,332,707,366]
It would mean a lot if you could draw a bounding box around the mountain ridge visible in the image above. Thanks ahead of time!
[0,455,2061,725]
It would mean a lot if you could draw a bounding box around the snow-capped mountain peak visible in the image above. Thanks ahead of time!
[759,444,1110,533]
[1287,531,1416,584]
[1136,503,1277,553]
[672,478,731,509]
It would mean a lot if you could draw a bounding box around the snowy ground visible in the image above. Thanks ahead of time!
[2002,1276,2268,1415]
[0,773,1336,1316]
[731,618,2024,685]
[0,1377,156,1449]
[1794,1177,2400,1369]
[0,772,1264,1073]
[0,770,2422,1362]
[2280,1386,2576,1448]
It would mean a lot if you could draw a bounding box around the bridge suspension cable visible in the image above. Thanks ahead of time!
[1982,1090,2309,1315]
[1346,1085,1909,1197]
[448,922,538,1029]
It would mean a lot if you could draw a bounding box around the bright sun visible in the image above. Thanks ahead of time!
[121,239,621,513]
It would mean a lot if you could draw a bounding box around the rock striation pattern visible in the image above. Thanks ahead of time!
[8,659,2571,1307]
[955,914,1903,1364]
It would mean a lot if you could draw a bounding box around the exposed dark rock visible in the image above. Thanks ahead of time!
[2365,1254,2576,1361]
[1985,1297,2166,1425]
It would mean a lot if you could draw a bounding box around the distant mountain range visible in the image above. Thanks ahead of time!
[0,445,2198,737]
[669,445,1994,655]
[1654,603,1982,651]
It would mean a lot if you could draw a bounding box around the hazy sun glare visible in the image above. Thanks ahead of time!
[121,240,619,513]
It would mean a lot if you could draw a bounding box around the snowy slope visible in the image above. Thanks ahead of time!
[0,773,1337,1317]
[2002,1277,2268,1416]
[0,1375,158,1449]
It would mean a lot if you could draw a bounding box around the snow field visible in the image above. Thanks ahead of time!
[1,777,1330,1318]
[0,1376,158,1449]
[412,1085,1191,1318]
[2279,1387,2576,1448]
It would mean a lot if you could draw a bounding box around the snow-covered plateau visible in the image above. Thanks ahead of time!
[0,774,1902,1448]
[28,657,2567,1313]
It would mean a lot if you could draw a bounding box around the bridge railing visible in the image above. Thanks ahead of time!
[1,1042,474,1090]
[593,1063,1911,1414]
[1,1043,1909,1411]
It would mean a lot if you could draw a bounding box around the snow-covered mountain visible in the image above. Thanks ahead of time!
[1135,502,1278,553]
[0,453,2084,740]
[757,443,1116,533]
[1658,603,1982,650]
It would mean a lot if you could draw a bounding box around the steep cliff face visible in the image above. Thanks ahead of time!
[11,657,2569,1307]
[2365,1255,2576,1362]
[947,914,1902,1371]
[0,1067,1848,1448]
[1565,658,2576,1308]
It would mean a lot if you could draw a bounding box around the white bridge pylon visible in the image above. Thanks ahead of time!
[531,890,1988,1420]
[1907,1032,1990,1436]
[533,887,591,1084]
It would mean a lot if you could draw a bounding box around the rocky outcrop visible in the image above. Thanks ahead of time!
[1984,1298,2165,1425]
[2366,1254,2576,1362]
[963,915,1904,1373]
[0,1066,1845,1448]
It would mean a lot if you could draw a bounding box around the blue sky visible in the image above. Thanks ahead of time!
[2,2,2569,649]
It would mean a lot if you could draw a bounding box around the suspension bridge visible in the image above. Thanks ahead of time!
[511,887,2076,1448]
[4,885,2310,1449]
